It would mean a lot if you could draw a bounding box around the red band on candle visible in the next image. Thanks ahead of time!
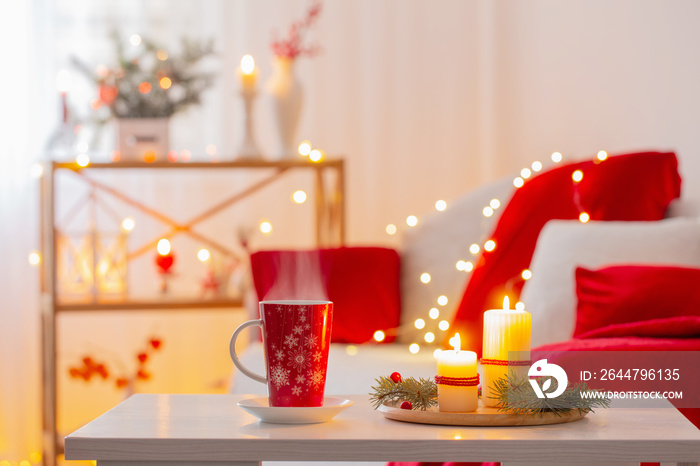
[434,374,480,387]
[480,358,531,367]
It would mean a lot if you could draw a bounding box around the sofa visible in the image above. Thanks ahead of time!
[231,151,700,466]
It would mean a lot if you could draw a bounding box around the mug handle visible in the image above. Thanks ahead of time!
[229,319,267,384]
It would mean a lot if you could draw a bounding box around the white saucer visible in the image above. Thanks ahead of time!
[237,397,353,424]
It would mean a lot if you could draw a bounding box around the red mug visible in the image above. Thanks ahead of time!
[230,300,333,407]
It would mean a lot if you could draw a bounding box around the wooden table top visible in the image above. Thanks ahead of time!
[65,394,700,464]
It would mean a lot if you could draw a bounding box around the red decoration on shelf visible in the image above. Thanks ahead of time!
[67,335,164,391]
[155,253,175,273]
[390,372,402,384]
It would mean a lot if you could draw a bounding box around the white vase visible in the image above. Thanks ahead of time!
[266,57,303,160]
[115,117,169,162]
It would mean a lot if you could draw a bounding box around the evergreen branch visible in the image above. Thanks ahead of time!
[369,376,437,411]
[489,372,611,416]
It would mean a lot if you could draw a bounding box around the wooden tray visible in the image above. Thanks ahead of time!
[378,401,588,426]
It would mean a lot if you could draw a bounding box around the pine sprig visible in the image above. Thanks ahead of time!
[489,372,611,416]
[369,376,437,410]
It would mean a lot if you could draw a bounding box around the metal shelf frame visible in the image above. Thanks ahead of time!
[39,158,345,465]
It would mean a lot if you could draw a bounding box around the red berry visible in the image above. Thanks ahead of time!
[400,401,413,410]
[149,338,162,349]
[390,372,402,383]
[137,352,148,363]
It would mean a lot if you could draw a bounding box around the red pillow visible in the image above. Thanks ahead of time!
[574,265,700,337]
[449,151,681,355]
[250,247,401,344]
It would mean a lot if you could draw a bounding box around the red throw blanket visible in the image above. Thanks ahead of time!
[389,317,700,466]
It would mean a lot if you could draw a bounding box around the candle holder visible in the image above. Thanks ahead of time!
[236,89,263,160]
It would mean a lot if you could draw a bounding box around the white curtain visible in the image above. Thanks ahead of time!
[0,1,42,460]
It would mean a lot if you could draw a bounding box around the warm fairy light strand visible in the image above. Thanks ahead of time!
[381,149,611,354]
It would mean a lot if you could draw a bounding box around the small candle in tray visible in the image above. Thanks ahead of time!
[436,333,478,412]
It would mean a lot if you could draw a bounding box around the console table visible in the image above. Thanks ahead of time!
[65,394,700,465]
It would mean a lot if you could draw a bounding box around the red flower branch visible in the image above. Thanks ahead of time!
[270,1,323,59]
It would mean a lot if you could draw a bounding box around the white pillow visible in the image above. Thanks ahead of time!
[521,218,700,348]
[399,177,513,342]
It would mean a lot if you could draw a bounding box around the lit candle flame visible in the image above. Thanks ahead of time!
[449,333,461,352]
[503,296,510,310]
[241,55,255,75]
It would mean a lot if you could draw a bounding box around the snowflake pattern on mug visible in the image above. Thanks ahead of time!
[287,347,312,372]
[270,364,291,389]
[264,302,331,402]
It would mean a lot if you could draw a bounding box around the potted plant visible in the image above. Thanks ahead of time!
[73,32,215,162]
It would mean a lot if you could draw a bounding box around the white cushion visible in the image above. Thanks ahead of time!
[399,177,514,342]
[522,218,700,348]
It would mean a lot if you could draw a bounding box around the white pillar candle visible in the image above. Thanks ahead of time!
[482,296,531,407]
[436,333,478,412]
[238,55,258,93]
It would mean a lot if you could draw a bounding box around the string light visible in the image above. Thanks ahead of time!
[532,161,543,172]
[469,243,480,255]
[129,34,142,46]
[28,251,41,266]
[424,332,435,343]
[159,77,172,89]
[515,302,525,311]
[597,150,608,161]
[139,82,152,94]
[346,345,358,355]
[521,269,532,280]
[167,150,178,162]
[292,190,307,204]
[572,170,583,182]
[298,141,312,156]
[76,154,90,167]
[206,144,218,158]
[438,320,449,331]
[520,168,532,179]
[197,248,210,262]
[409,343,420,354]
[386,224,397,235]
[180,149,192,162]
[121,217,135,232]
[551,152,563,163]
[482,206,494,217]
[429,308,439,319]
[579,212,590,223]
[513,177,524,188]
[435,200,447,211]
[437,295,448,306]
[490,199,501,209]
[433,348,442,358]
[484,239,496,252]
[157,238,171,255]
[406,215,418,227]
[456,260,467,271]
[259,220,273,234]
[143,150,157,163]
[156,49,168,61]
[414,318,426,329]
[420,272,431,284]
[30,163,43,178]
[373,330,385,342]
[309,149,325,162]
[111,150,121,162]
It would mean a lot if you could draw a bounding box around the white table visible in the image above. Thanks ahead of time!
[65,394,700,465]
